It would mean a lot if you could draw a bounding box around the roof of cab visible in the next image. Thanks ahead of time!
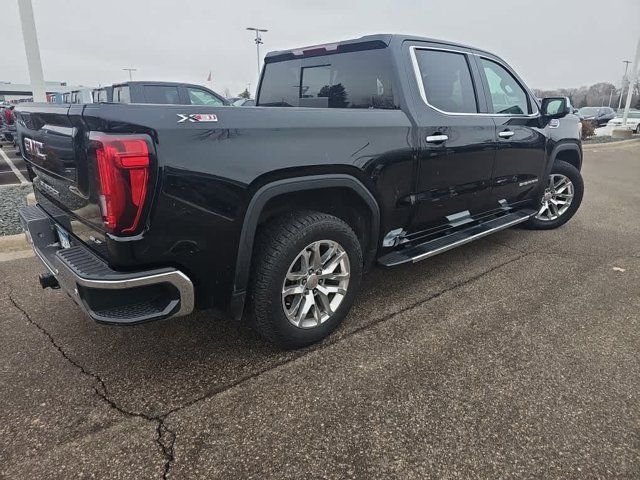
[111,81,214,89]
[264,33,494,62]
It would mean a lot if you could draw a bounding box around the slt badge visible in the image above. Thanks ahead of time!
[177,113,218,123]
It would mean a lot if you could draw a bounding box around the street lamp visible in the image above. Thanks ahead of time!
[622,38,640,129]
[122,68,137,81]
[246,27,268,79]
[617,60,632,111]
[17,0,46,102]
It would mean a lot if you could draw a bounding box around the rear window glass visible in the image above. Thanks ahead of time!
[144,85,181,104]
[258,49,397,109]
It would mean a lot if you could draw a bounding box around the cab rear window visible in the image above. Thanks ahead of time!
[258,49,397,109]
[144,86,181,104]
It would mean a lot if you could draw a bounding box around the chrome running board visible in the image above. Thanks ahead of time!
[378,209,536,267]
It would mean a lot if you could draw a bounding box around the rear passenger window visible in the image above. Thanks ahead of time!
[413,49,478,114]
[258,49,397,109]
[480,59,531,115]
[144,86,181,104]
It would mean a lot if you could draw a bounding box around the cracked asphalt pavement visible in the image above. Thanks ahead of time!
[1,141,639,479]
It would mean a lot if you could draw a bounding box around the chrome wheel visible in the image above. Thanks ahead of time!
[535,173,574,221]
[282,240,350,329]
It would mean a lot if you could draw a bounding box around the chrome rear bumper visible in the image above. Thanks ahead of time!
[19,205,194,324]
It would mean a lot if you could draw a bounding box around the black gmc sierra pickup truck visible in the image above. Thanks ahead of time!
[16,34,583,348]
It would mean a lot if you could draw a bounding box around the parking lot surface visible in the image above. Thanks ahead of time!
[0,140,28,185]
[1,141,639,479]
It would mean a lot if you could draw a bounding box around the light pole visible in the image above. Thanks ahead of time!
[617,60,632,111]
[622,38,640,128]
[17,0,46,102]
[246,27,268,79]
[123,68,137,81]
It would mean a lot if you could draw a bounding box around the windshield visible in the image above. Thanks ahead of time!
[579,107,599,116]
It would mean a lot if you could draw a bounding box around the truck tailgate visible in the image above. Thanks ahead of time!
[16,103,156,261]
[16,104,107,251]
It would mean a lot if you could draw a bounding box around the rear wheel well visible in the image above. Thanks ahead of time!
[555,148,581,171]
[256,187,373,263]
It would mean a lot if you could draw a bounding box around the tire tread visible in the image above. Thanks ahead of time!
[250,211,362,347]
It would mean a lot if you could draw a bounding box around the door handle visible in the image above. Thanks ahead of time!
[426,134,448,143]
[498,130,515,139]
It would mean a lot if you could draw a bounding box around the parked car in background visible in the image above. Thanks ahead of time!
[48,92,65,104]
[111,81,229,105]
[92,86,113,103]
[0,104,16,141]
[607,110,640,133]
[232,98,255,106]
[69,88,94,104]
[578,106,616,127]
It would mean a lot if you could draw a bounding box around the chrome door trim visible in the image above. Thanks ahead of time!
[408,45,539,118]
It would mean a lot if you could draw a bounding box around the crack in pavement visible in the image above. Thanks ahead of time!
[2,251,530,477]
[161,251,532,417]
[5,290,175,480]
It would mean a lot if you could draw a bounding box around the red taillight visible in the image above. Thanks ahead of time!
[3,108,13,125]
[90,133,151,235]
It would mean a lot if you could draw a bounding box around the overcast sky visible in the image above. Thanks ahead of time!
[1,0,639,96]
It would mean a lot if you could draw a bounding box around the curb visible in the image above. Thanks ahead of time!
[0,233,33,262]
[0,233,29,251]
[583,138,640,150]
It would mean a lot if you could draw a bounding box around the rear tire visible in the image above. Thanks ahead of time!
[523,160,584,230]
[250,211,362,349]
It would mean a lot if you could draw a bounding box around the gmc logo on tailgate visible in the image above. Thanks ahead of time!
[24,137,47,160]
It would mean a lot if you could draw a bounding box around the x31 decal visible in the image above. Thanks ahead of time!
[177,113,218,123]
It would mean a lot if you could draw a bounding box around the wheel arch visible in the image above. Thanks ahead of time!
[550,141,582,173]
[229,174,380,319]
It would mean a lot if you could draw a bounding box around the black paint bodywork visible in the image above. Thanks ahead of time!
[15,34,581,318]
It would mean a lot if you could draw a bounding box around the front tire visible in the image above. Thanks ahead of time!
[523,160,584,230]
[250,211,363,349]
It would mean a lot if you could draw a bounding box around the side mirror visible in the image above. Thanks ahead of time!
[541,97,570,119]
